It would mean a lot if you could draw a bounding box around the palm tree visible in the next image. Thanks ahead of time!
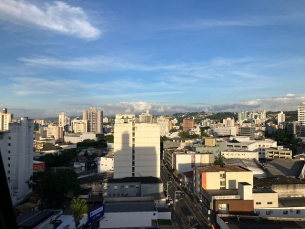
[70,197,88,228]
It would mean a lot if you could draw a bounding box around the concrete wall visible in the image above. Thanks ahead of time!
[272,184,305,198]
[254,207,305,218]
[225,171,253,189]
[141,183,163,196]
[97,157,114,173]
[163,141,180,149]
[252,192,278,208]
[175,154,192,173]
[221,151,259,160]
[102,182,141,197]
[214,200,254,215]
[205,172,220,189]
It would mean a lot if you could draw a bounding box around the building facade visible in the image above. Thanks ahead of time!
[114,114,160,178]
[82,107,103,133]
[0,108,13,131]
[0,117,34,206]
[298,102,305,126]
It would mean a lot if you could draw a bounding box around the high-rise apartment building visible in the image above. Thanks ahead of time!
[223,117,235,127]
[183,118,195,132]
[298,102,305,126]
[0,108,13,131]
[139,111,152,123]
[157,116,169,136]
[114,114,160,179]
[71,117,88,133]
[58,112,70,128]
[0,117,34,206]
[82,107,103,133]
[278,111,285,124]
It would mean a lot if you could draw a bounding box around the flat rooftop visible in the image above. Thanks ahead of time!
[279,198,305,207]
[219,216,303,229]
[78,173,112,184]
[107,176,162,184]
[105,201,156,213]
[16,210,58,228]
[253,177,305,188]
[195,165,249,172]
[265,159,305,177]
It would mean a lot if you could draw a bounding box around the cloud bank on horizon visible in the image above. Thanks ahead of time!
[8,94,305,119]
[0,0,305,119]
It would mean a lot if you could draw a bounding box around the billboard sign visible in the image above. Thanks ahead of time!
[88,204,104,224]
[33,162,46,172]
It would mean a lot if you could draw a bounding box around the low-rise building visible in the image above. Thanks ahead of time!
[221,150,259,160]
[265,146,292,160]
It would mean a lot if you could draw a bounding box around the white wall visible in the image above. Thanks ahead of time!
[175,154,192,173]
[97,157,114,173]
[254,207,305,218]
[221,151,259,160]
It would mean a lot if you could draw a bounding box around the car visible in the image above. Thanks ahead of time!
[168,197,173,204]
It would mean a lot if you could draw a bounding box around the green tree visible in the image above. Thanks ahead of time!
[169,128,178,133]
[77,139,106,148]
[173,169,178,177]
[214,155,225,166]
[44,143,54,148]
[27,169,81,209]
[70,197,88,229]
[201,132,209,137]
[105,135,114,143]
[273,129,287,143]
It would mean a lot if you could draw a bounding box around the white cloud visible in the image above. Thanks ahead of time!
[0,0,101,40]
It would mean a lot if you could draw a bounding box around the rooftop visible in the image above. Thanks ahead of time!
[253,177,305,188]
[105,201,156,213]
[195,165,250,172]
[78,172,112,184]
[265,158,305,177]
[219,215,303,229]
[279,197,305,207]
[106,176,162,184]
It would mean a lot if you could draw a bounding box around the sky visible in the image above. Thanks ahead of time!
[1,0,305,118]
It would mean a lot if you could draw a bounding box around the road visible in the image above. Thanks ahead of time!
[160,164,210,229]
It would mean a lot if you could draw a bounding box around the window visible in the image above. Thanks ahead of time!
[8,170,10,174]
[8,143,10,146]
[8,164,10,167]
[8,137,11,140]
[266,211,271,215]
[130,185,135,188]
[114,186,118,190]
[125,185,128,188]
[136,185,140,188]
[256,202,261,205]
[267,202,272,204]
[296,210,301,214]
[8,151,10,154]
[121,185,124,188]
[256,211,260,215]
[108,194,111,197]
[8,157,10,160]
[283,211,288,215]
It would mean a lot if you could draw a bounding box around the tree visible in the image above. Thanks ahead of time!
[201,132,209,137]
[70,197,88,229]
[27,169,81,209]
[105,135,114,143]
[173,169,178,177]
[214,155,225,166]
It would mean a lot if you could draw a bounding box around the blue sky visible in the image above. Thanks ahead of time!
[1,0,305,118]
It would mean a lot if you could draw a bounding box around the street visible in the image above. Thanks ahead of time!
[160,163,210,229]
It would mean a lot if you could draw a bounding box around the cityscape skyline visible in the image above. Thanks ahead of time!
[1,0,305,118]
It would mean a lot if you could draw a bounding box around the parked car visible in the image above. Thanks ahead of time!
[168,197,173,204]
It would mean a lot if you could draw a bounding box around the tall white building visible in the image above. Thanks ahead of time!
[82,107,103,133]
[298,102,305,126]
[157,116,169,136]
[278,111,285,124]
[58,112,70,128]
[0,117,34,206]
[0,108,13,131]
[114,114,160,178]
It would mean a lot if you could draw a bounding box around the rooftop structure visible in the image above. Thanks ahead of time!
[195,165,249,173]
